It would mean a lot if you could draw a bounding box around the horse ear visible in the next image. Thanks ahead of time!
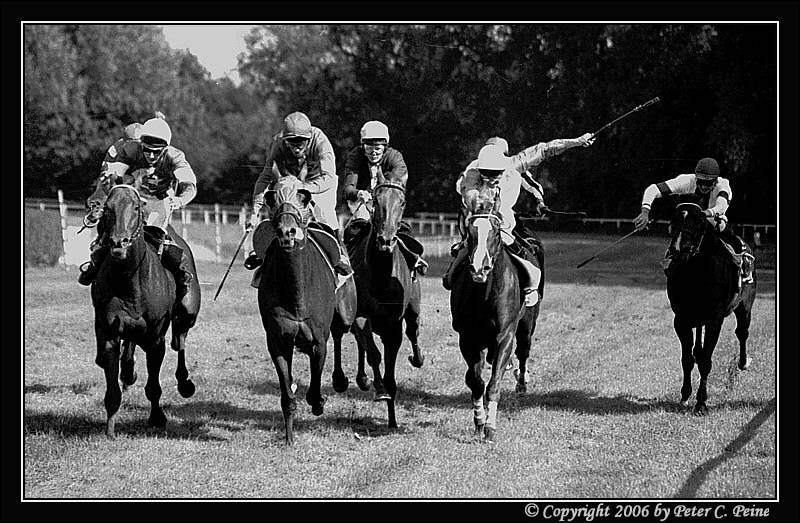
[265,190,277,208]
[297,189,312,206]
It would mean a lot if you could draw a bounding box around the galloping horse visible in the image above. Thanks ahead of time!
[450,182,541,442]
[257,176,337,444]
[91,177,199,438]
[341,180,424,429]
[665,202,756,414]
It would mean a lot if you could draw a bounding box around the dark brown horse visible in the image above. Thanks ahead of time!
[341,180,424,428]
[257,176,337,444]
[665,202,756,414]
[450,183,541,442]
[90,181,198,438]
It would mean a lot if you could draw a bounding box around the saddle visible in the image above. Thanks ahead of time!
[143,225,183,265]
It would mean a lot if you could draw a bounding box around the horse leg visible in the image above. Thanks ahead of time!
[306,336,329,417]
[356,337,370,391]
[514,307,537,394]
[674,316,695,405]
[353,317,387,399]
[695,318,724,415]
[143,337,167,429]
[405,282,425,368]
[734,300,753,370]
[98,335,122,439]
[459,337,486,440]
[330,312,350,393]
[171,318,196,399]
[120,340,137,390]
[483,330,515,443]
[268,334,297,445]
[380,325,403,429]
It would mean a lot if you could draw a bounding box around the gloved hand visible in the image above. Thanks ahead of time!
[578,132,596,147]
[633,208,650,230]
[357,190,373,203]
[245,213,260,232]
[536,202,551,216]
[164,196,182,212]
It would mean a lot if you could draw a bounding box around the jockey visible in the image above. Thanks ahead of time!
[244,111,352,275]
[341,120,428,275]
[443,132,595,306]
[633,157,754,282]
[77,117,198,300]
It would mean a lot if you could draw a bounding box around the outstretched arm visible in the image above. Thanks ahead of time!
[511,133,594,173]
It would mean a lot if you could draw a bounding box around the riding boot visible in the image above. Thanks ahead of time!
[505,240,541,307]
[333,236,353,276]
[161,242,193,301]
[78,245,110,286]
[442,242,468,290]
[244,250,262,270]
[397,231,428,275]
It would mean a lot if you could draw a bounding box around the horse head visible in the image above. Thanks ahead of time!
[668,202,710,263]
[372,181,406,253]
[464,180,503,283]
[102,183,144,261]
[267,176,312,250]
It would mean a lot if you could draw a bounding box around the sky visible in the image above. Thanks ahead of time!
[159,24,256,84]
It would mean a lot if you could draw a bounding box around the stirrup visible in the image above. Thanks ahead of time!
[524,289,539,307]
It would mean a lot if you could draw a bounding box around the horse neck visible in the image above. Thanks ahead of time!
[366,226,402,283]
[272,244,310,311]
[106,237,151,297]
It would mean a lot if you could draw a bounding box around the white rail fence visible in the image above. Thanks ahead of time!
[25,196,777,268]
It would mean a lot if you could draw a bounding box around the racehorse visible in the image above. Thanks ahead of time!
[257,176,337,444]
[665,202,756,415]
[342,180,424,429]
[450,182,541,442]
[90,177,199,438]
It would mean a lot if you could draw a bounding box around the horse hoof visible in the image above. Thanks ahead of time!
[739,357,752,371]
[177,379,196,398]
[515,382,527,394]
[148,410,167,428]
[332,374,349,393]
[373,392,391,402]
[311,398,326,416]
[474,422,485,439]
[356,375,371,392]
[408,354,424,368]
[121,371,138,387]
[484,427,496,443]
[694,404,709,416]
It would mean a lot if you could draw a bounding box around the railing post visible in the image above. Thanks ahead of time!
[214,203,222,264]
[57,190,69,271]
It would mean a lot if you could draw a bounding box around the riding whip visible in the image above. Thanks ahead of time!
[576,220,653,269]
[214,228,251,301]
[589,97,660,140]
[541,208,587,218]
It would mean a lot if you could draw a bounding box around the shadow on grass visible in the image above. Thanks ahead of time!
[674,397,776,499]
[380,385,771,417]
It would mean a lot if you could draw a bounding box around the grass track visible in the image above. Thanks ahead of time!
[23,234,776,499]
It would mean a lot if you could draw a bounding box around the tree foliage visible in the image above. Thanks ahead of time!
[24,24,776,223]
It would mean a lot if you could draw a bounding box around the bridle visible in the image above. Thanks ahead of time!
[671,202,707,259]
[104,183,144,244]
